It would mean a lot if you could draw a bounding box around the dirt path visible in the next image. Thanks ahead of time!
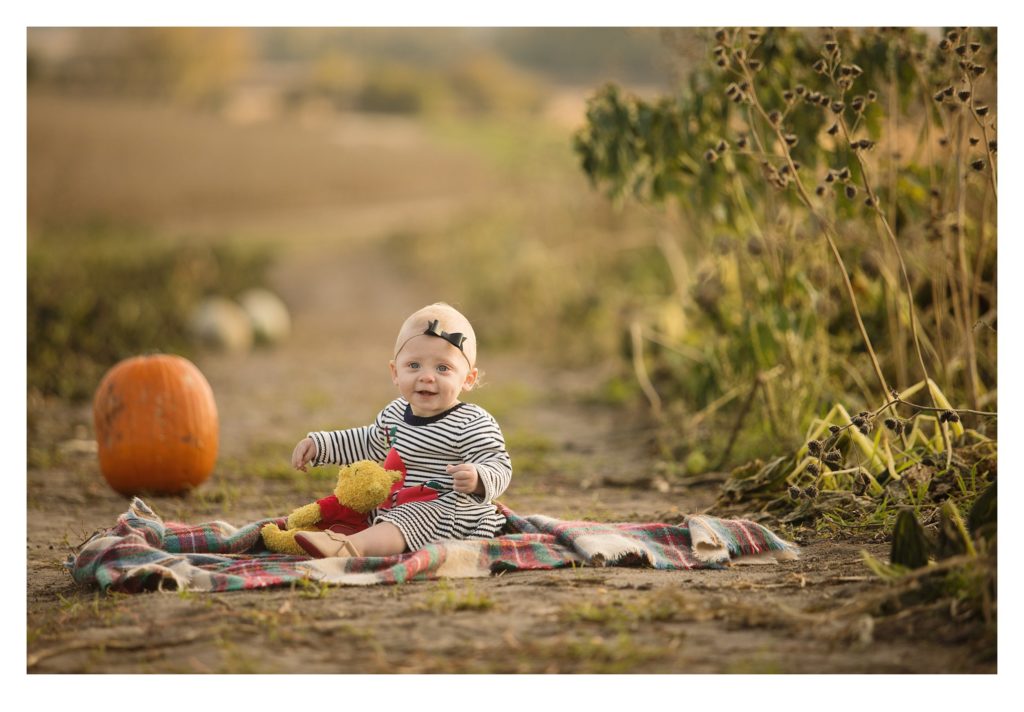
[26,98,994,674]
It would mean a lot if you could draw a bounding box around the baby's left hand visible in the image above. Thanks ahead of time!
[447,463,482,495]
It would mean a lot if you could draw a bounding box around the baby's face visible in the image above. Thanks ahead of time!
[389,335,477,418]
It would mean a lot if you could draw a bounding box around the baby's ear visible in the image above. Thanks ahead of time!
[462,367,479,392]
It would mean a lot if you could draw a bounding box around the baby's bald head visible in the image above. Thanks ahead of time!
[393,303,477,367]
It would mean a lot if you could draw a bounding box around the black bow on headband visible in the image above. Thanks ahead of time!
[424,319,467,351]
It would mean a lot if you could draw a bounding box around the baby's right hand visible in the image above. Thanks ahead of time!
[291,437,316,472]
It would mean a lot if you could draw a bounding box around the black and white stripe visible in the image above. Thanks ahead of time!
[308,398,513,550]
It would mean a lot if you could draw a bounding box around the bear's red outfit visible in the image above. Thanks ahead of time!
[315,448,441,535]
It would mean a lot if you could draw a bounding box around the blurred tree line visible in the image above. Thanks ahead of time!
[27,27,672,116]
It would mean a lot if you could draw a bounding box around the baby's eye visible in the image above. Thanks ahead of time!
[408,362,420,370]
[437,364,450,373]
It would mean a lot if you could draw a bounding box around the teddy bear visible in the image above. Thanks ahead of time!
[260,459,404,555]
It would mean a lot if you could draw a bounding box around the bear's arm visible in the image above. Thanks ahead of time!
[286,501,323,529]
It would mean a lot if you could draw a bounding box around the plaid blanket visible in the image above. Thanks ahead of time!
[66,498,799,592]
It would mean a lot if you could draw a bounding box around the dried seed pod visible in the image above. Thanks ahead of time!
[969,42,981,53]
[813,59,827,73]
[747,59,763,71]
[783,133,799,147]
[737,135,748,149]
[788,485,801,501]
[715,28,728,42]
[827,123,839,136]
[824,40,838,53]
[971,159,985,171]
[704,149,719,164]
[858,139,874,150]
[768,110,781,125]
[795,84,806,95]
[975,105,989,117]
[894,420,905,436]
[946,30,960,42]
[748,30,761,41]
[803,485,819,499]
[989,139,997,152]
[852,416,866,427]
[783,90,795,102]
[807,440,823,456]
[939,39,951,51]
[867,90,878,102]
[957,89,971,102]
[716,140,729,152]
[971,64,986,77]
[943,86,955,97]
[815,185,827,197]
[858,425,870,435]
[955,44,968,57]
[933,90,945,103]
[969,136,980,146]
[851,96,865,112]
[947,411,961,423]
[831,101,845,114]
[838,167,851,180]
[853,472,869,496]
[845,185,857,199]
[864,197,875,207]
[824,449,843,466]
[828,425,842,435]
[884,418,897,430]
[806,462,821,477]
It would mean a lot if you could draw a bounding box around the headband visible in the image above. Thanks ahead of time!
[395,319,472,366]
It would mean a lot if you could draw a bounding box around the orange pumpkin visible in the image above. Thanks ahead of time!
[93,354,219,495]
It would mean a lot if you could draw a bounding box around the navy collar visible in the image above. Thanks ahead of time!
[403,401,467,425]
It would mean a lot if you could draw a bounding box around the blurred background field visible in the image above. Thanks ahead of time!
[28,28,996,466]
[28,27,674,399]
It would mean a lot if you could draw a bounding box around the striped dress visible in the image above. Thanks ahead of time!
[307,398,512,551]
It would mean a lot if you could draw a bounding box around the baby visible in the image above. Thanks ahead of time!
[289,303,512,558]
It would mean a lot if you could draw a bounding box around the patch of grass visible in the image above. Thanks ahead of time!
[526,632,672,673]
[421,579,495,613]
[562,588,701,630]
[291,577,332,600]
